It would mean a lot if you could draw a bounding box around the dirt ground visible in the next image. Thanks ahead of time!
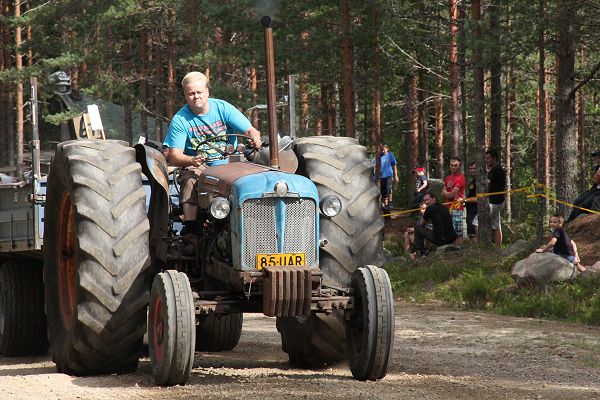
[565,213,600,266]
[2,301,600,400]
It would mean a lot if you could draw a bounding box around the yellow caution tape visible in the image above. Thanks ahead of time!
[381,184,545,218]
[526,193,600,214]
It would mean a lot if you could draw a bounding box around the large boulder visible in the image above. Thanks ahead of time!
[502,239,534,259]
[587,260,600,273]
[511,252,578,286]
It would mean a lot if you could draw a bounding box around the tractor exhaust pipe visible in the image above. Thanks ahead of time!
[261,16,279,169]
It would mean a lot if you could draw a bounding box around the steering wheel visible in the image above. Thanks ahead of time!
[192,133,255,162]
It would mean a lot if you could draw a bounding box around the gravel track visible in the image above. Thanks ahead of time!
[1,301,600,400]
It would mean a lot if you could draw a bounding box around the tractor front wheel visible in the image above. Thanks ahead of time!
[149,270,195,386]
[346,265,394,381]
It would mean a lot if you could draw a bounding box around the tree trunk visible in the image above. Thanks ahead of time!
[417,69,428,169]
[554,0,578,216]
[411,74,419,169]
[14,0,24,177]
[0,0,5,166]
[472,0,491,243]
[458,3,468,165]
[536,0,547,242]
[404,74,418,204]
[489,0,502,158]
[123,41,133,145]
[371,6,382,151]
[505,64,515,223]
[299,74,309,135]
[187,0,197,70]
[139,29,149,137]
[449,0,461,158]
[435,93,444,179]
[154,28,164,142]
[576,47,585,191]
[166,19,175,121]
[340,0,355,138]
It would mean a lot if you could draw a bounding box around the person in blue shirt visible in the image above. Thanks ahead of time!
[378,143,399,209]
[163,71,262,235]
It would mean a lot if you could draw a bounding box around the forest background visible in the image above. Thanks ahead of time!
[1,0,600,241]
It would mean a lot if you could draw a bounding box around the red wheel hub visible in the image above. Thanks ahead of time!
[152,296,164,362]
[57,192,77,329]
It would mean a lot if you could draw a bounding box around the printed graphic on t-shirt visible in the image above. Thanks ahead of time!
[189,120,229,160]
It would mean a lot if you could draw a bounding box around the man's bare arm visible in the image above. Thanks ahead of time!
[166,148,205,168]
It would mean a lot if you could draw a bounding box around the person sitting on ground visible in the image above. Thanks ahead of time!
[411,167,428,209]
[535,213,587,273]
[566,168,600,222]
[411,192,457,259]
[404,201,430,252]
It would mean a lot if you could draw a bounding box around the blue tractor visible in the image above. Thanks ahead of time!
[21,18,394,386]
[42,132,393,385]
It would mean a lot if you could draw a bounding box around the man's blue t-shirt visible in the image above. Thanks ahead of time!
[163,98,251,165]
[380,152,397,179]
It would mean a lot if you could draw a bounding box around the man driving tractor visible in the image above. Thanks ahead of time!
[162,71,263,236]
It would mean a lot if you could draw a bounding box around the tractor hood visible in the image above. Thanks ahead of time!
[197,162,317,209]
[230,171,319,207]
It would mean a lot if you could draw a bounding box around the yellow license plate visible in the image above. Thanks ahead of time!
[256,253,306,269]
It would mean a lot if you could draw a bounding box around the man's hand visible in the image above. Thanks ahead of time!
[245,127,262,148]
[190,155,205,168]
[535,248,544,253]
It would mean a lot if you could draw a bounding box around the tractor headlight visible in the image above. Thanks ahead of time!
[320,195,342,217]
[209,197,230,219]
[275,180,288,197]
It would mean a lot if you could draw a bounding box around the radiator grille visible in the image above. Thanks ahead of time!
[242,197,317,268]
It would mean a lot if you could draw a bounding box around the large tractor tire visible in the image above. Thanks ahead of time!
[278,136,385,367]
[43,140,150,375]
[195,313,243,352]
[0,260,47,356]
[149,270,195,386]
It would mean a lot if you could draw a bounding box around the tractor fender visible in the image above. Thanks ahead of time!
[134,144,169,195]
[134,144,169,268]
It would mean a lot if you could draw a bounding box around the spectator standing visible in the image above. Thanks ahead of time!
[411,193,457,259]
[465,161,478,240]
[473,149,506,247]
[411,167,428,208]
[441,157,466,244]
[378,143,399,210]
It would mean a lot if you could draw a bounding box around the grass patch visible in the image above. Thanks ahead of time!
[383,241,600,326]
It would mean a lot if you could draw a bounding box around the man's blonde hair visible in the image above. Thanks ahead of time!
[181,71,208,88]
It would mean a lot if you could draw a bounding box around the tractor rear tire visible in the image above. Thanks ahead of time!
[149,270,195,386]
[347,265,394,381]
[278,136,384,367]
[43,139,150,375]
[0,260,47,356]
[195,313,243,352]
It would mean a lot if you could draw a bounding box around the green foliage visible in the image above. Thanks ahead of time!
[44,110,80,126]
[385,243,600,326]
